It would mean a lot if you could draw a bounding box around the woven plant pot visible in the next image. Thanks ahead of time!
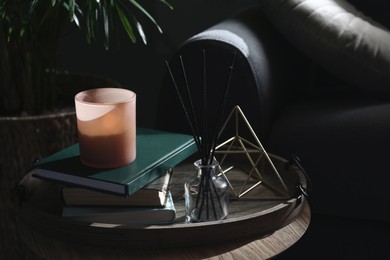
[0,74,121,259]
[0,112,77,259]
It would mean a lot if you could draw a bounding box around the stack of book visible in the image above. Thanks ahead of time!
[61,171,176,225]
[31,128,197,225]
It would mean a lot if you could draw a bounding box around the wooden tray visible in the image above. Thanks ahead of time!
[18,154,307,249]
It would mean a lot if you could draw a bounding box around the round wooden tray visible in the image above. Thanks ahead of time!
[18,154,307,249]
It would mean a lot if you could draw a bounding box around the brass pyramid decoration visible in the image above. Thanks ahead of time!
[214,106,290,200]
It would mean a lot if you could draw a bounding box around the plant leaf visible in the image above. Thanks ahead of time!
[86,0,98,43]
[28,0,39,17]
[102,0,110,49]
[159,0,173,10]
[135,19,146,45]
[115,2,136,43]
[71,3,82,27]
[68,0,75,21]
[127,0,162,33]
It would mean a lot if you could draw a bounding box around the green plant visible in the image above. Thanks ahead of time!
[0,0,172,115]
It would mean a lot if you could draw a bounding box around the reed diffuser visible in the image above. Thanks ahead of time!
[165,50,236,223]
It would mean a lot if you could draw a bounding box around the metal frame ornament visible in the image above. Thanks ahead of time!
[214,106,290,200]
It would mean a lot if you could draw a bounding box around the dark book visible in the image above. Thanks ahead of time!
[31,128,197,196]
[62,171,172,207]
[62,192,176,225]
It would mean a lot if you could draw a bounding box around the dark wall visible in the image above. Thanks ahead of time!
[57,1,259,128]
[347,0,390,28]
[58,0,389,129]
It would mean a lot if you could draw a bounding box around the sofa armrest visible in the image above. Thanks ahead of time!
[257,0,390,96]
[156,6,311,140]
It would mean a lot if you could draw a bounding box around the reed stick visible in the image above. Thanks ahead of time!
[164,60,202,152]
[165,50,237,221]
[201,50,208,165]
[179,55,201,147]
[208,52,237,164]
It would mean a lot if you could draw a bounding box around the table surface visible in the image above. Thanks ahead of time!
[18,202,310,259]
[17,156,311,259]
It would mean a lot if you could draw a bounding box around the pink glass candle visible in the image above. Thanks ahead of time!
[75,88,136,168]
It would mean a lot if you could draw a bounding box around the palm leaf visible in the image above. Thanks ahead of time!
[101,0,111,49]
[68,0,75,21]
[85,0,98,43]
[159,0,173,10]
[115,1,136,43]
[127,0,162,33]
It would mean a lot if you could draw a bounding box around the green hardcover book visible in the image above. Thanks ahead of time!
[31,128,197,196]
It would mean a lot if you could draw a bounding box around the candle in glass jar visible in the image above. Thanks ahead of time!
[75,88,136,168]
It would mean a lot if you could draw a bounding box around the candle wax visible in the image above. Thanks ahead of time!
[77,110,136,168]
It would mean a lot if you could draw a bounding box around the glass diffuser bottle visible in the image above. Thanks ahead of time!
[185,159,229,223]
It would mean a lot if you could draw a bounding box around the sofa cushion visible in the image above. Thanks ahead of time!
[259,0,390,95]
[267,90,390,222]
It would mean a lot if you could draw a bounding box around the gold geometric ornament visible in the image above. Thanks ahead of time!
[214,106,290,200]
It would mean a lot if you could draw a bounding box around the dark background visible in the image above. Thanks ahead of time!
[57,0,259,128]
[57,0,389,129]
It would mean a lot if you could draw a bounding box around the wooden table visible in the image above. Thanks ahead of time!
[17,155,311,259]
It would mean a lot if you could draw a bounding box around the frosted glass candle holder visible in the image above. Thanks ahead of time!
[75,88,136,168]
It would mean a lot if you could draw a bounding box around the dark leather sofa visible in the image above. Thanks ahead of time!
[156,0,390,256]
